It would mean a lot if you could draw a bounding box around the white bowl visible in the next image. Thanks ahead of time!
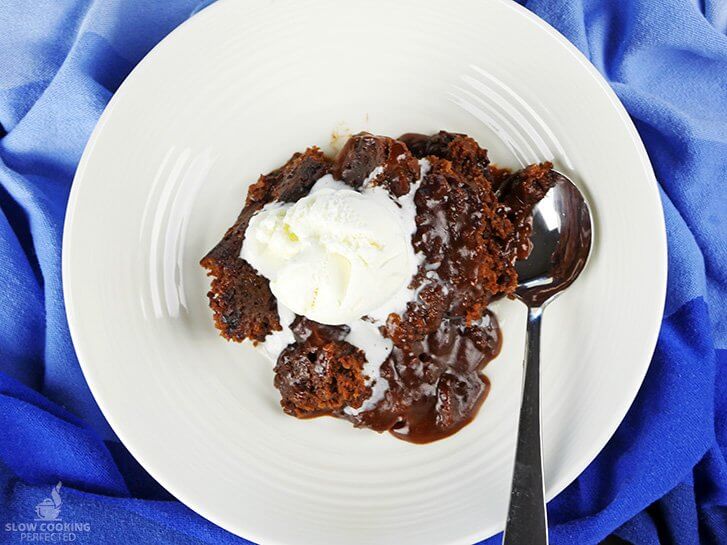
[63,1,666,544]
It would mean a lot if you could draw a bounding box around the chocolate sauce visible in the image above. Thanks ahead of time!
[345,313,500,443]
[274,313,500,443]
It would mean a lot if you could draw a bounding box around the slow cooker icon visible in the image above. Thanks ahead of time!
[34,482,62,521]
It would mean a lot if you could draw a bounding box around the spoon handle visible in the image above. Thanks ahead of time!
[502,306,548,545]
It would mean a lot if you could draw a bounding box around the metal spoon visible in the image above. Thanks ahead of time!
[502,172,593,545]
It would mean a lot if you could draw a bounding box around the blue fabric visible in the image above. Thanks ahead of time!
[0,1,724,544]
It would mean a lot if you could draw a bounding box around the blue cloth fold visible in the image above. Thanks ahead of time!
[0,1,724,544]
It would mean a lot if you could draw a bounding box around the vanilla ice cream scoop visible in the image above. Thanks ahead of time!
[241,175,415,325]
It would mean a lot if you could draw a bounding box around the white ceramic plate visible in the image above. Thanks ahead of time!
[63,1,666,544]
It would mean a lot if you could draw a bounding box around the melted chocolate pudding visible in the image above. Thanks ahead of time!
[201,131,556,443]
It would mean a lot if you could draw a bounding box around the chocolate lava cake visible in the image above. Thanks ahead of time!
[201,131,556,443]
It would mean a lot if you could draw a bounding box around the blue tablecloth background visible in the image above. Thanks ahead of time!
[0,1,725,544]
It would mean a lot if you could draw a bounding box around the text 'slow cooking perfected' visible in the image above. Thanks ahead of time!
[201,131,556,443]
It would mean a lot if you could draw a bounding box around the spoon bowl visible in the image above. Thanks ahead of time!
[515,172,594,308]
